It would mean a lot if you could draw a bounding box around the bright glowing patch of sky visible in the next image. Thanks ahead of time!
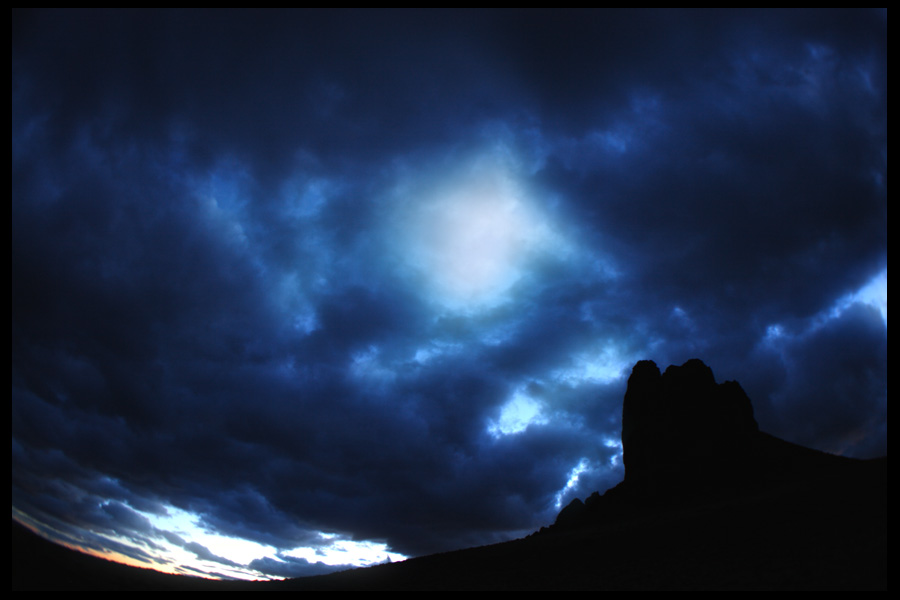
[284,535,405,567]
[760,268,887,372]
[393,150,563,313]
[413,341,464,365]
[552,342,632,386]
[488,388,548,438]
[28,500,411,581]
[146,505,273,569]
[604,438,624,468]
[554,458,591,509]
[765,268,888,347]
[835,268,887,325]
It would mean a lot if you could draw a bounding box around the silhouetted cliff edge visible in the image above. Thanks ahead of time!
[553,359,883,531]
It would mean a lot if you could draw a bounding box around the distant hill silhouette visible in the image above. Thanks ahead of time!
[13,360,886,590]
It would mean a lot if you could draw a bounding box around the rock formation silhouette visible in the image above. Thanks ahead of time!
[622,358,759,497]
[552,358,875,529]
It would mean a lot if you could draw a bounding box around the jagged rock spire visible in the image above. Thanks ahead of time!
[621,359,758,495]
[552,358,863,533]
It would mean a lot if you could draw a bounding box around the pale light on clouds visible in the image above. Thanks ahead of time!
[393,149,562,313]
[488,389,548,438]
[554,458,591,509]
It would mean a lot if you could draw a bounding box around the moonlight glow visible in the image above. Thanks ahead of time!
[396,153,558,312]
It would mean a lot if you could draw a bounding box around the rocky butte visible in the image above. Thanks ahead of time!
[551,359,884,534]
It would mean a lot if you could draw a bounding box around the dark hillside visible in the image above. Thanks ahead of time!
[13,360,886,590]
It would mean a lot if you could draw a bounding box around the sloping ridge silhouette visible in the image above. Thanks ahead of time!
[13,360,886,590]
[554,359,883,529]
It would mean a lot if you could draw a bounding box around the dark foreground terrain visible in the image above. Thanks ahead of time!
[12,360,887,590]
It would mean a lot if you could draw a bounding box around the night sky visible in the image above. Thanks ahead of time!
[12,9,886,580]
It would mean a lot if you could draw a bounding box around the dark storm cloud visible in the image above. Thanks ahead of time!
[249,554,349,579]
[753,302,888,457]
[13,9,885,576]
